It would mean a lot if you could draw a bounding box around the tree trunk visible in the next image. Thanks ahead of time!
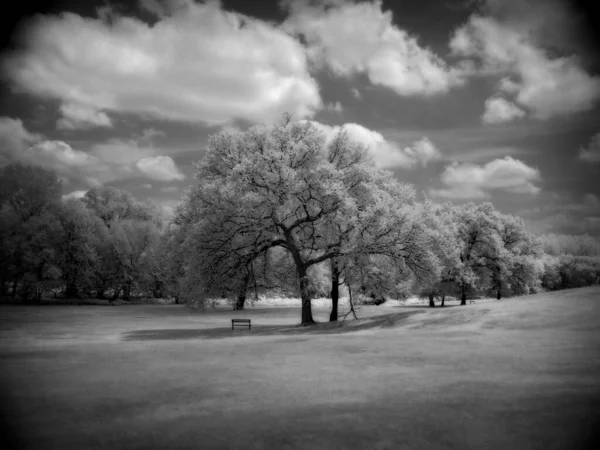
[441,294,445,307]
[460,289,467,306]
[233,273,249,310]
[329,260,339,322]
[97,288,106,299]
[235,292,246,310]
[299,267,314,326]
[65,281,78,299]
[12,276,19,298]
[428,294,436,308]
[0,273,7,297]
[152,281,163,299]
[122,281,131,300]
[496,289,502,300]
[111,287,121,302]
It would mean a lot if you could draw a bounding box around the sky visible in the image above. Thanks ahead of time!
[0,0,599,236]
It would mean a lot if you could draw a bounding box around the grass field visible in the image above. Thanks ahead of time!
[1,287,600,449]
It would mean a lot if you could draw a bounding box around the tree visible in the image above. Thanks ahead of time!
[54,200,99,298]
[0,164,62,222]
[485,212,542,299]
[83,187,154,226]
[82,187,162,301]
[184,117,432,325]
[0,164,63,300]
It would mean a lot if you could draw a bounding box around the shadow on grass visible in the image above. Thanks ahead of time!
[122,310,425,341]
[396,304,463,309]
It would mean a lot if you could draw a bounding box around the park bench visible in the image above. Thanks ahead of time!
[231,318,251,330]
[469,300,476,304]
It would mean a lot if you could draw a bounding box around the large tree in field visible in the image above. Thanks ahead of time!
[183,116,431,325]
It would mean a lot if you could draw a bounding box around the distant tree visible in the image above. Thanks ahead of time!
[54,200,100,298]
[0,164,62,222]
[485,213,543,299]
[0,164,63,300]
[539,233,600,257]
[83,187,154,225]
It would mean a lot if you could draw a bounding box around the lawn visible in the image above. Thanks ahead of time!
[1,287,600,449]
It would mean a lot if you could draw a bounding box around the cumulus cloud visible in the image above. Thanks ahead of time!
[431,156,541,199]
[0,120,107,187]
[482,96,526,124]
[0,117,42,163]
[21,140,108,188]
[62,190,88,201]
[1,1,321,126]
[56,103,112,130]
[578,132,600,163]
[136,155,185,181]
[308,121,441,169]
[91,139,158,166]
[519,192,600,236]
[325,101,343,113]
[450,1,600,119]
[283,0,465,96]
[351,88,361,100]
[0,115,185,187]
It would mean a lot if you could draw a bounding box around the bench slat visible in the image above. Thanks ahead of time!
[231,319,251,330]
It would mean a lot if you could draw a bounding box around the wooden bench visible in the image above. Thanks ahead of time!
[469,300,476,304]
[231,319,251,330]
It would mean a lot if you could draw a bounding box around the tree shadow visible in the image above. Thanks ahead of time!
[122,310,424,341]
[395,304,463,309]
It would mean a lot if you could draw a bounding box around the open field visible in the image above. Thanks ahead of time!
[1,288,600,449]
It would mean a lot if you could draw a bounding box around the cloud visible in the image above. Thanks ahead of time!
[308,121,441,169]
[448,146,524,163]
[401,137,442,167]
[160,186,180,193]
[0,115,183,187]
[91,138,158,165]
[325,101,343,113]
[578,132,600,163]
[1,1,321,125]
[56,103,112,130]
[21,140,107,187]
[283,0,465,96]
[62,190,87,201]
[0,117,108,187]
[136,155,185,181]
[450,1,600,119]
[141,183,153,189]
[519,192,600,236]
[0,117,42,163]
[351,88,361,100]
[431,156,541,199]
[482,96,526,124]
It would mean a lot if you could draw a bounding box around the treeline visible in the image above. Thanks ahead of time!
[0,164,178,303]
[1,118,599,322]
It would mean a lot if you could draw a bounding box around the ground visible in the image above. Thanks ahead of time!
[1,288,600,449]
